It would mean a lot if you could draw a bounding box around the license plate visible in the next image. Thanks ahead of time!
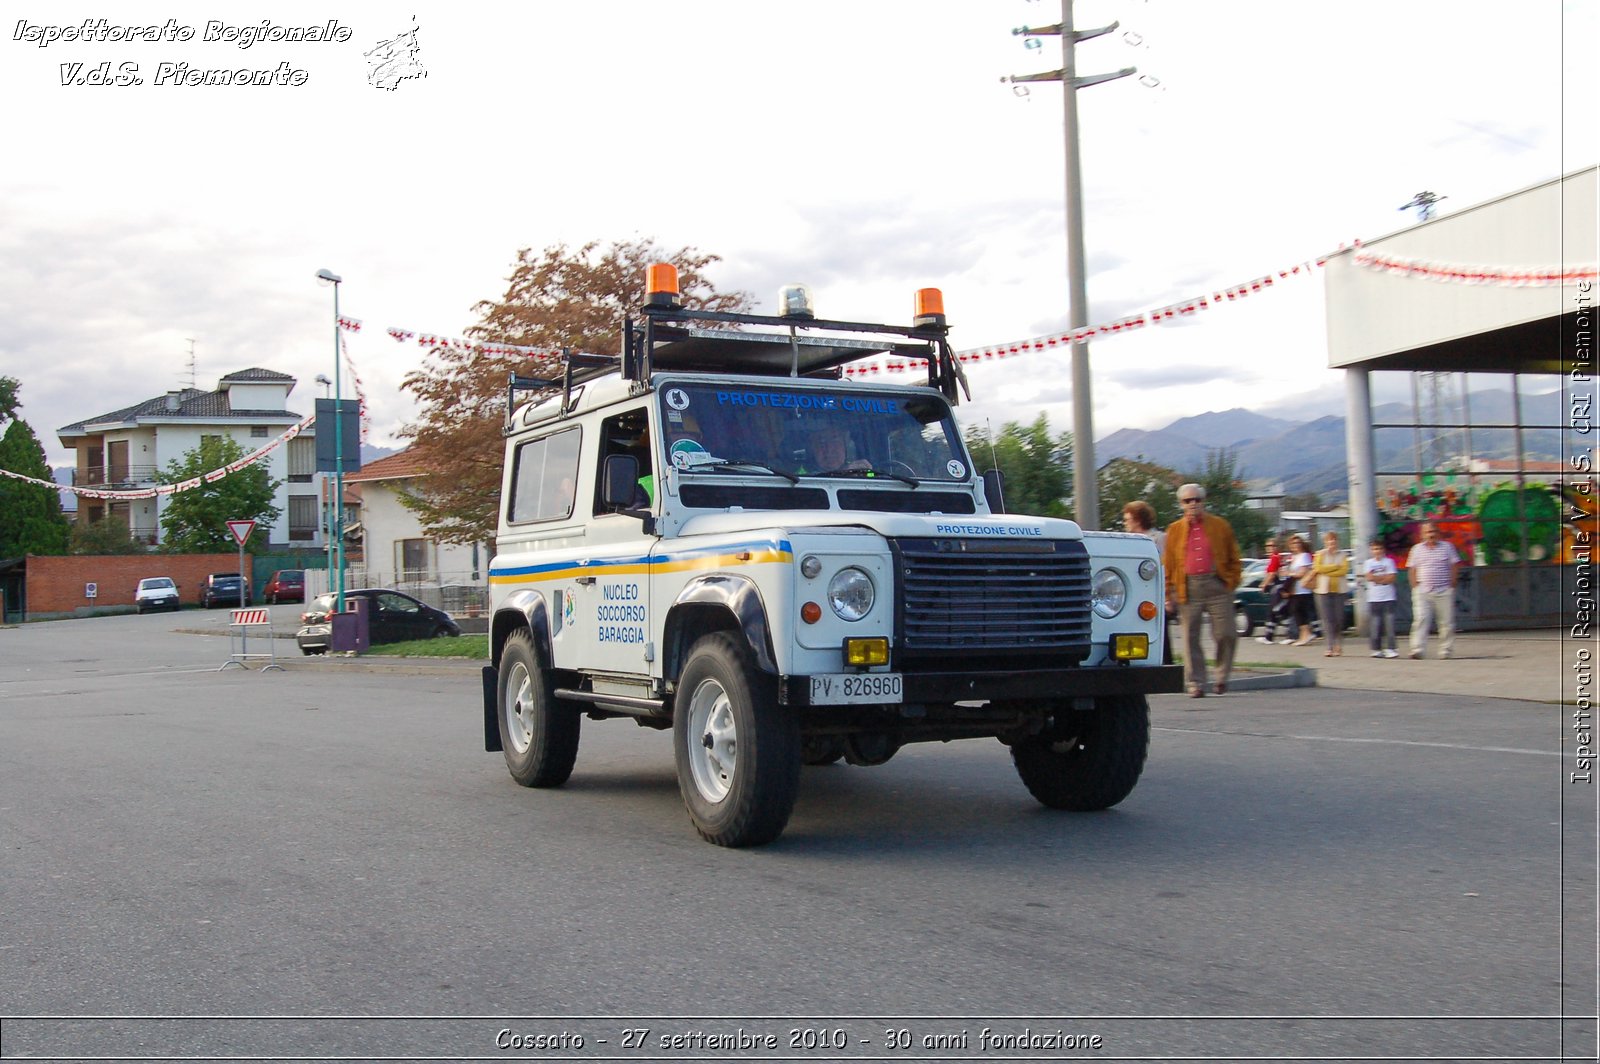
[809,672,903,705]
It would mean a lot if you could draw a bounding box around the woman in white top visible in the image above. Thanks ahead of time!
[1285,534,1316,646]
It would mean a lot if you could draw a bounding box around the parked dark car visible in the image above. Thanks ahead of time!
[263,569,305,604]
[134,576,181,613]
[296,588,461,655]
[200,572,250,609]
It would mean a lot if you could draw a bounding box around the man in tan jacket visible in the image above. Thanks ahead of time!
[1163,483,1243,698]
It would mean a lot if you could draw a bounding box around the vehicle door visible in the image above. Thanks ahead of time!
[566,404,658,679]
[372,592,429,642]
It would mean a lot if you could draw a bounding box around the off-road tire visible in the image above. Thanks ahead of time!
[1012,694,1149,811]
[674,632,800,847]
[497,629,580,787]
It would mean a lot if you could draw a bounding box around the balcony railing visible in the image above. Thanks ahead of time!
[74,465,159,486]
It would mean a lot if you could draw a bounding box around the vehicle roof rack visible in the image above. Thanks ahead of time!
[505,350,619,433]
[504,276,971,429]
[628,303,970,404]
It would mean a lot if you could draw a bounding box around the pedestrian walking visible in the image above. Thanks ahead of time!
[1363,537,1399,658]
[1163,484,1242,698]
[1405,521,1462,659]
[1313,531,1350,656]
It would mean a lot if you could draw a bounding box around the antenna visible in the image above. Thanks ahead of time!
[985,418,1007,511]
[184,339,198,389]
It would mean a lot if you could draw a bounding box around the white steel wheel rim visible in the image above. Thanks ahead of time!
[504,661,535,754]
[686,677,737,804]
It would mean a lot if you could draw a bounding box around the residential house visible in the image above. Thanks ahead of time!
[340,448,488,611]
[56,368,323,547]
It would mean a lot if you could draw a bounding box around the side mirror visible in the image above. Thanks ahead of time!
[602,454,641,512]
[981,468,1007,514]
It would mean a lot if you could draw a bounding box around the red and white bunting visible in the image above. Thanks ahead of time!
[9,414,319,502]
[1351,251,1598,288]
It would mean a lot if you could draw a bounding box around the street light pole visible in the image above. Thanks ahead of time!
[316,269,345,612]
[315,373,334,592]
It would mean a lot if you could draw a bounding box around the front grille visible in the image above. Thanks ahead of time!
[892,537,1093,666]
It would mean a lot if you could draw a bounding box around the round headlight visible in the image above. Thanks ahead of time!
[800,555,823,580]
[1092,568,1127,619]
[827,567,875,621]
[1138,558,1159,581]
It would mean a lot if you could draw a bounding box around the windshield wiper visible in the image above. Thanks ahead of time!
[811,465,918,487]
[679,455,801,484]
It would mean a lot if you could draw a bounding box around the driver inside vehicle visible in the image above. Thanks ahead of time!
[806,423,864,473]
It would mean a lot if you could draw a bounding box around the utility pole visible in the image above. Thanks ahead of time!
[1005,0,1133,530]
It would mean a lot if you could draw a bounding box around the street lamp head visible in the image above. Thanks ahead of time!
[315,268,342,286]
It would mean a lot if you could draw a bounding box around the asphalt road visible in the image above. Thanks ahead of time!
[0,610,1594,1063]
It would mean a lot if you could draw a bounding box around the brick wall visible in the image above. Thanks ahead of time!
[25,554,251,616]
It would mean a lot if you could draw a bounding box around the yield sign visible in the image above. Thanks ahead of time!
[226,519,256,546]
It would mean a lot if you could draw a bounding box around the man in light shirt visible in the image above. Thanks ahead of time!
[1404,522,1462,660]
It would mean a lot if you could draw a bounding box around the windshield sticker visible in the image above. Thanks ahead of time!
[670,438,708,468]
[947,460,967,479]
[665,388,691,411]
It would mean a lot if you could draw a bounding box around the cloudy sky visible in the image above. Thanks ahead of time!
[3,1,1595,472]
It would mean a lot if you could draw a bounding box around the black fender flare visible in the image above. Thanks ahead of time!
[664,573,777,680]
[490,588,552,665]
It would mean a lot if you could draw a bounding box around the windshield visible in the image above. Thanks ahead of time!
[657,381,970,482]
[140,578,174,589]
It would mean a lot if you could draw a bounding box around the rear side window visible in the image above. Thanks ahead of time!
[508,427,581,523]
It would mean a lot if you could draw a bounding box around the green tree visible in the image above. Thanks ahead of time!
[69,515,146,555]
[157,436,281,553]
[0,377,71,558]
[1097,456,1181,532]
[963,413,1073,518]
[1182,448,1270,552]
[400,238,753,544]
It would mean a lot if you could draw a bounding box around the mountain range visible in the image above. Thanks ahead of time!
[1097,387,1564,503]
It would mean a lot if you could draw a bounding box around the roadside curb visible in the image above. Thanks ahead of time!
[1224,667,1317,691]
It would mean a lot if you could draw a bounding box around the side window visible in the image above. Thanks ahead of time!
[508,427,581,523]
[378,593,419,613]
[592,407,654,515]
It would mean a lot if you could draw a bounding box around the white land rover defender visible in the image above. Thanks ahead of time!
[483,265,1181,846]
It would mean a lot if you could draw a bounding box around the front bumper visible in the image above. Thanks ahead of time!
[780,663,1184,707]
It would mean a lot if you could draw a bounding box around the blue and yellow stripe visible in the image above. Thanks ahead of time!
[490,539,794,586]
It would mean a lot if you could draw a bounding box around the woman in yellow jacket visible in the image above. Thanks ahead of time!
[1312,531,1351,656]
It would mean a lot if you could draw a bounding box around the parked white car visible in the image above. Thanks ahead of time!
[134,577,181,613]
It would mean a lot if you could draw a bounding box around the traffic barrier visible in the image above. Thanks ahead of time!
[220,607,283,672]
